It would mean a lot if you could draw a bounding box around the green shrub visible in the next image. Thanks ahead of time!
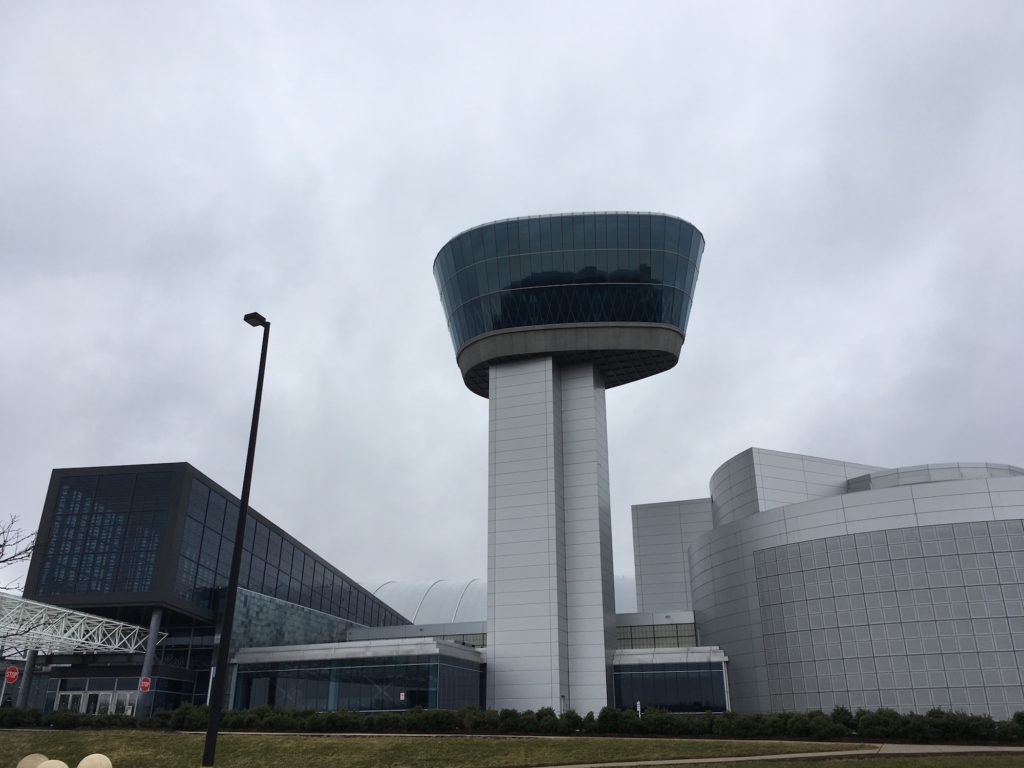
[367,711,404,732]
[855,707,907,739]
[167,702,209,730]
[712,712,772,739]
[0,707,45,728]
[327,709,368,732]
[831,705,854,731]
[781,710,847,739]
[139,707,172,729]
[1006,711,1024,742]
[676,710,717,736]
[558,708,583,734]
[625,707,716,737]
[805,710,848,739]
[222,704,273,731]
[496,708,541,733]
[596,706,640,734]
[92,714,136,729]
[44,710,87,729]
[460,706,499,732]
[259,707,305,731]
[918,709,997,742]
[535,706,562,734]
[119,701,1024,743]
[513,709,541,733]
[408,706,459,732]
[996,718,1023,742]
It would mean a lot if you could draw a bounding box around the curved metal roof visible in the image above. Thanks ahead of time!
[369,575,638,624]
[370,579,485,624]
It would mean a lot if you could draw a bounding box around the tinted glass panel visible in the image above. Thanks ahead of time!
[37,471,170,596]
[432,213,704,352]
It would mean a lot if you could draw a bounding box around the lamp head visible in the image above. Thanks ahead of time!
[244,312,267,327]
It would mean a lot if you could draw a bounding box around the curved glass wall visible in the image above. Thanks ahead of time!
[434,212,705,353]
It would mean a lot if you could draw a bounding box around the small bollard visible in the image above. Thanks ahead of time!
[16,755,48,768]
[77,755,113,768]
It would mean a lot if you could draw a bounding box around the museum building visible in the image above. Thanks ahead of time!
[634,448,1024,720]
[13,212,1024,720]
[17,462,409,715]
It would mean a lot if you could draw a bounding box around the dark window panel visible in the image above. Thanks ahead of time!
[206,493,226,535]
[267,531,282,564]
[198,529,221,571]
[131,472,171,512]
[279,540,294,575]
[243,515,256,552]
[223,502,239,543]
[252,523,269,560]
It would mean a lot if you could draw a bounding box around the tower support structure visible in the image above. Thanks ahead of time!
[487,357,616,714]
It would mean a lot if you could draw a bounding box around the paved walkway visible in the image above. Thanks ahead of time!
[528,742,1024,767]
[186,731,1024,765]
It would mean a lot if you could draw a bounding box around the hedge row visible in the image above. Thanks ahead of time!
[0,708,136,730]
[140,702,1024,742]
[6,702,1024,743]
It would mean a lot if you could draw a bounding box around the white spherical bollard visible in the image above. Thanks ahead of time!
[77,755,113,768]
[16,755,49,768]
[36,761,70,768]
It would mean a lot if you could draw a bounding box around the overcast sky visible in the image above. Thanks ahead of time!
[2,1,1022,596]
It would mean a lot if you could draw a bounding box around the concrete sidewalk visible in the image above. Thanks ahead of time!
[530,742,1024,767]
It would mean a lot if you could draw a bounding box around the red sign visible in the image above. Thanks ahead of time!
[4,667,17,684]
[139,676,151,693]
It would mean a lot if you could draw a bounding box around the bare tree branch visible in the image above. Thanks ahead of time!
[0,515,34,569]
[0,515,34,596]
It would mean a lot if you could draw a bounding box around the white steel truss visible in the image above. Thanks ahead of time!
[0,593,164,655]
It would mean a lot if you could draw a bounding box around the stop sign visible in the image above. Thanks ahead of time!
[4,667,17,684]
[139,676,151,693]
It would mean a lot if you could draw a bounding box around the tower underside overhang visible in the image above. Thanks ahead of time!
[458,323,683,397]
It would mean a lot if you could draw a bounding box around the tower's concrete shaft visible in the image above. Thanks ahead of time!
[487,357,615,714]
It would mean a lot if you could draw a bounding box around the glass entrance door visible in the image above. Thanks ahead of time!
[114,691,136,716]
[57,692,83,712]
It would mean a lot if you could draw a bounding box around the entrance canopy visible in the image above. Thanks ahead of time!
[0,593,163,656]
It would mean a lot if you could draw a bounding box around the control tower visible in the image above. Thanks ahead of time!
[434,212,705,714]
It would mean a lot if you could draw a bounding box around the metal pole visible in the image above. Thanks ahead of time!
[202,314,269,767]
[136,607,163,721]
[15,650,35,709]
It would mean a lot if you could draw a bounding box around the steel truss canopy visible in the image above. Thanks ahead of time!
[0,593,164,655]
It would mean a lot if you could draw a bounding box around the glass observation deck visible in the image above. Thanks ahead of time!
[434,212,705,396]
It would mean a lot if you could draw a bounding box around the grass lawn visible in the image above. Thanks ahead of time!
[0,731,871,768]
[746,760,1024,768]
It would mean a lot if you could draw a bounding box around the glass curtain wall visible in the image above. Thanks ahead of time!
[36,471,171,596]
[613,662,727,712]
[174,477,406,627]
[234,655,485,711]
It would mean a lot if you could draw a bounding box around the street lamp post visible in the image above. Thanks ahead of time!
[202,311,270,767]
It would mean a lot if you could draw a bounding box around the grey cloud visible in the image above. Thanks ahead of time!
[1,1,1021,590]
